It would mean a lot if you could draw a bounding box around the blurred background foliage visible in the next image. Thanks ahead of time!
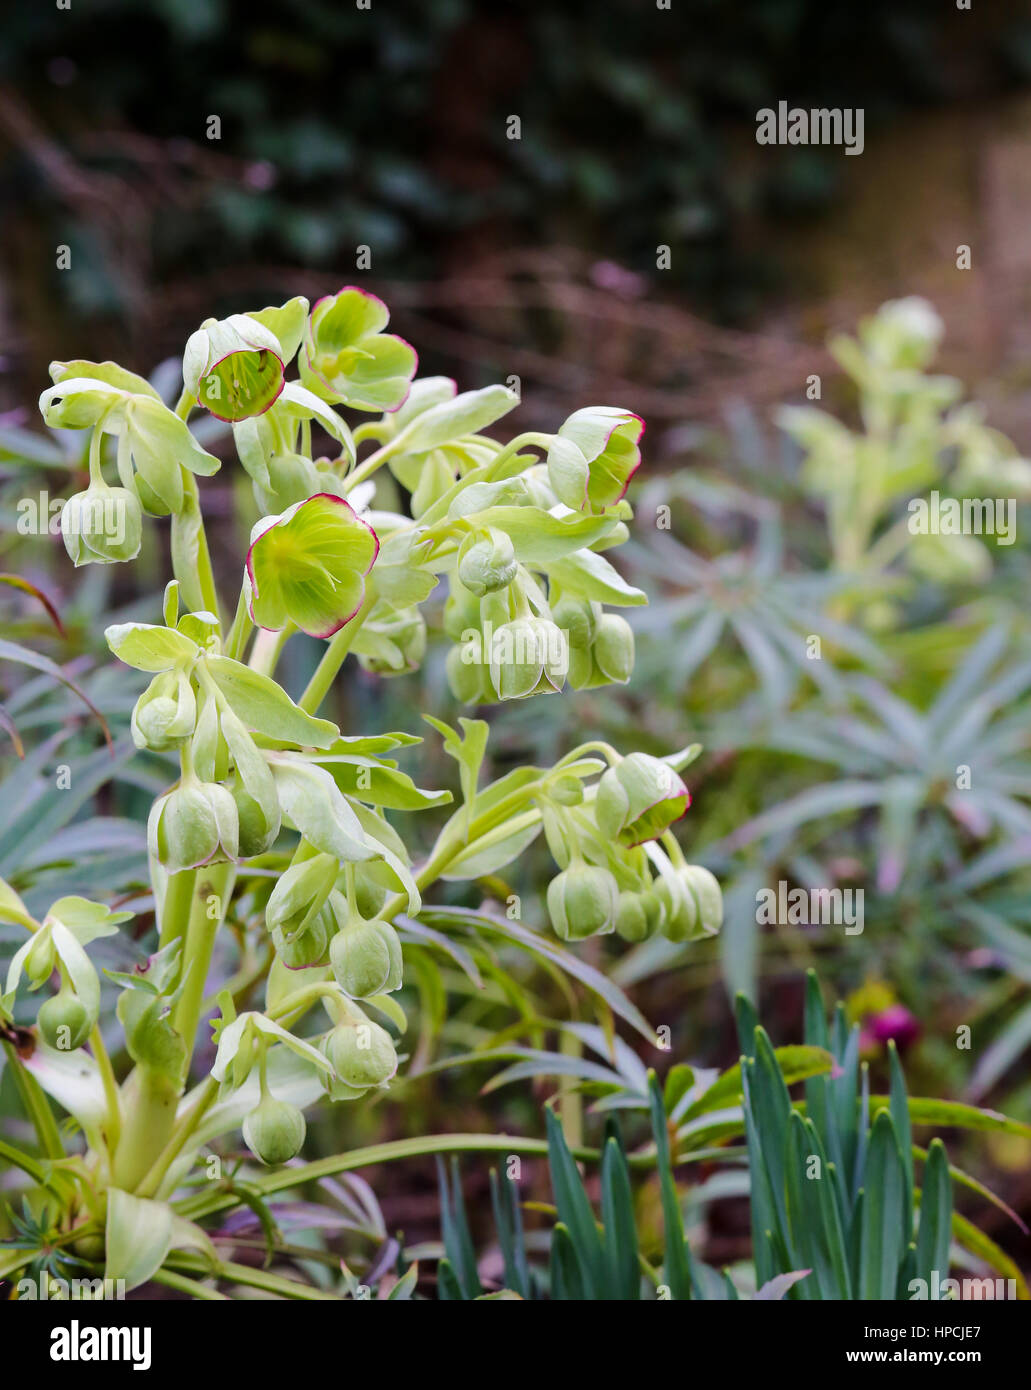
[3,0,1031,1293]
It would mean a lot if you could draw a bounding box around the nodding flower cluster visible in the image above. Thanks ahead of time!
[3,287,720,1181]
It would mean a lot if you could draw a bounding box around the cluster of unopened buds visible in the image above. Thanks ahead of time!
[3,286,721,1173]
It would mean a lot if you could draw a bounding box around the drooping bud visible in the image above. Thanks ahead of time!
[356,606,427,677]
[37,988,93,1051]
[149,779,240,872]
[614,888,664,943]
[329,915,403,999]
[594,753,689,847]
[266,853,338,940]
[60,483,143,566]
[457,529,518,597]
[271,909,330,969]
[131,670,197,751]
[488,616,567,701]
[656,864,722,943]
[242,1094,306,1165]
[546,864,618,941]
[592,613,635,684]
[325,1011,398,1088]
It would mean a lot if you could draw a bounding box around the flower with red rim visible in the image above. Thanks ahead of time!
[183,313,287,423]
[245,493,379,639]
[298,286,417,412]
[593,751,690,847]
[547,406,645,513]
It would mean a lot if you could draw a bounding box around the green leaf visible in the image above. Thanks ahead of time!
[601,1134,639,1299]
[545,549,646,606]
[105,621,198,672]
[205,656,338,748]
[871,1095,1031,1140]
[469,506,619,563]
[647,1072,693,1299]
[683,1046,833,1122]
[914,1139,951,1294]
[546,1107,603,1298]
[858,1112,906,1299]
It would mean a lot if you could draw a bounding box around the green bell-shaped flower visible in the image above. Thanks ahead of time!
[242,1093,306,1166]
[547,406,644,513]
[591,613,635,684]
[656,864,723,943]
[329,914,403,999]
[60,481,142,566]
[488,616,567,701]
[594,753,690,847]
[299,287,417,412]
[245,494,379,638]
[613,888,664,943]
[184,313,287,423]
[325,1009,398,1088]
[149,777,240,871]
[546,863,618,941]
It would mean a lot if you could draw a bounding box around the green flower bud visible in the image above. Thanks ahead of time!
[24,930,57,987]
[550,595,596,652]
[266,853,338,939]
[356,606,427,677]
[272,909,330,969]
[488,616,567,701]
[61,483,143,566]
[680,864,723,939]
[592,613,635,684]
[614,889,663,943]
[546,864,618,941]
[242,1094,306,1166]
[548,772,585,806]
[150,779,240,872]
[458,529,518,597]
[329,916,403,998]
[594,753,690,847]
[352,864,391,920]
[131,671,197,751]
[38,989,93,1051]
[325,1012,398,1088]
[656,865,722,942]
[229,776,280,859]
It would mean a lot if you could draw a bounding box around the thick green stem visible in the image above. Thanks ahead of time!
[298,592,375,713]
[158,867,197,957]
[172,863,235,1079]
[111,1066,181,1191]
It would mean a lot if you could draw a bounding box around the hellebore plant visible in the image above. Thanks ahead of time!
[0,288,721,1298]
